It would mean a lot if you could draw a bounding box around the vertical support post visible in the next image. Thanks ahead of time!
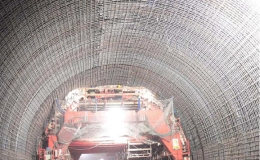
[105,89,107,108]
[127,141,130,159]
[95,98,97,112]
[84,111,87,122]
[121,86,124,108]
[138,97,141,110]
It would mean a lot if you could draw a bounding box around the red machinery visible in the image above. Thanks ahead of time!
[37,86,190,160]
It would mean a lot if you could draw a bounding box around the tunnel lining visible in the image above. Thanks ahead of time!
[0,0,259,159]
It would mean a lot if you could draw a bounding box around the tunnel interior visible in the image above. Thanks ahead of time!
[0,0,259,159]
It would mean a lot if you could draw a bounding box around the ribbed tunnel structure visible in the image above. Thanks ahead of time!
[0,0,259,159]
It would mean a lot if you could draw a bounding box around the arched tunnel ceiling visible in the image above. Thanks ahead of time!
[0,0,259,159]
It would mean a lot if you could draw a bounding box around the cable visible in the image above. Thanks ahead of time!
[55,99,66,114]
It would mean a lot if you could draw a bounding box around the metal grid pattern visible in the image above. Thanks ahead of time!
[0,0,259,159]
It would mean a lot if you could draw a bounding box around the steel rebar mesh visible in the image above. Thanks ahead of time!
[0,0,259,159]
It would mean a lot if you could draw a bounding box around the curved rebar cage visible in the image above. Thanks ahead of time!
[0,0,259,159]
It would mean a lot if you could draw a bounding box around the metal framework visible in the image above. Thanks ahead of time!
[0,0,259,160]
[37,87,190,160]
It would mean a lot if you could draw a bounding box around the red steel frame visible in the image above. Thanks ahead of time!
[38,87,190,160]
[39,109,190,160]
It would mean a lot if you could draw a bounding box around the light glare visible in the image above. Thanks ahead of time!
[102,108,126,138]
